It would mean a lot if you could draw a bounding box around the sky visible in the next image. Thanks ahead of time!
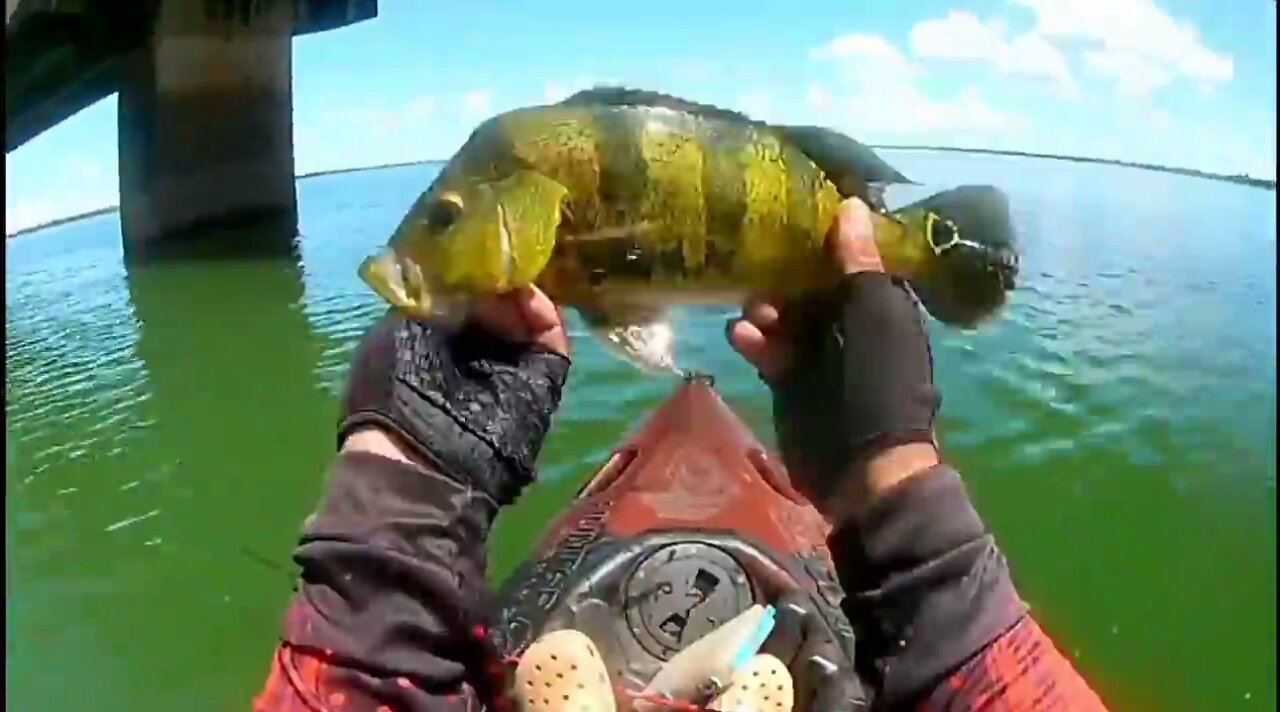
[5,0,1277,235]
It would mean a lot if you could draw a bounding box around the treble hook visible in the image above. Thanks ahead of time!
[680,369,716,388]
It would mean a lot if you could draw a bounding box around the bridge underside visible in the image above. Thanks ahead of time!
[5,3,152,153]
[6,0,377,258]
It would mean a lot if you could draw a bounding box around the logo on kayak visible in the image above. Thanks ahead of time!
[639,446,741,521]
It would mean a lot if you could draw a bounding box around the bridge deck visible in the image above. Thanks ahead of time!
[5,0,376,151]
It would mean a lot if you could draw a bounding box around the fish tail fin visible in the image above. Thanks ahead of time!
[885,185,1020,328]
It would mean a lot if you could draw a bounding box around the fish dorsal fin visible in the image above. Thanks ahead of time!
[558,86,763,126]
[773,125,915,207]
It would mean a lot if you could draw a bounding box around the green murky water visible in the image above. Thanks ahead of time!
[6,154,1276,711]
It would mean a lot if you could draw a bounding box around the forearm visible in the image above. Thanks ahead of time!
[828,465,1108,710]
[253,449,504,712]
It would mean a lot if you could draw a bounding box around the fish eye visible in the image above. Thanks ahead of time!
[426,193,464,231]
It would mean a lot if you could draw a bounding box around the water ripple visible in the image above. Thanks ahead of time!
[5,158,1276,712]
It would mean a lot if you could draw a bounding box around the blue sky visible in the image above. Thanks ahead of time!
[5,0,1276,234]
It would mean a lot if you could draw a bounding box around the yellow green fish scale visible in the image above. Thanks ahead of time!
[637,113,708,273]
[499,108,605,227]
[407,104,936,305]
[485,106,847,294]
[362,88,1020,372]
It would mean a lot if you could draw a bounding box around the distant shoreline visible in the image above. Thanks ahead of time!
[296,160,443,180]
[8,206,120,238]
[870,145,1277,190]
[8,146,1274,239]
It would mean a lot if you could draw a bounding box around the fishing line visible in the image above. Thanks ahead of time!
[235,542,298,587]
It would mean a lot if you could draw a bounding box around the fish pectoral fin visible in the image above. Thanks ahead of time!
[581,305,680,375]
[773,125,913,204]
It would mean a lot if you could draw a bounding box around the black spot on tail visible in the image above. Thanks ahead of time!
[902,185,1020,327]
[903,185,1016,252]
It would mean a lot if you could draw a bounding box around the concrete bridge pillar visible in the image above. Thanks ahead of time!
[118,0,298,259]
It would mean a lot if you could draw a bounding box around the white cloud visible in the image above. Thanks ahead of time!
[461,90,493,119]
[843,84,1016,136]
[1013,0,1233,91]
[910,11,1077,97]
[810,33,919,83]
[912,10,1009,52]
[1004,33,1078,97]
[806,84,833,111]
[809,32,1020,138]
[1083,49,1175,96]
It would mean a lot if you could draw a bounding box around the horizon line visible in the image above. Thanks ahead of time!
[8,145,1275,239]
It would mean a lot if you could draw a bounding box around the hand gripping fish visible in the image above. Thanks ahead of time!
[358,87,1020,372]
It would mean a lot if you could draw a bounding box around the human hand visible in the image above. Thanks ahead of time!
[727,199,883,380]
[467,285,572,358]
[761,590,871,712]
[727,198,941,524]
[338,286,573,505]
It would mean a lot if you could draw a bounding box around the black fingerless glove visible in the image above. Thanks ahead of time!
[338,310,571,506]
[770,272,941,505]
[763,590,872,711]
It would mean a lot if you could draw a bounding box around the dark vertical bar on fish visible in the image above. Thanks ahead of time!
[593,107,651,233]
[699,120,750,281]
[783,141,822,258]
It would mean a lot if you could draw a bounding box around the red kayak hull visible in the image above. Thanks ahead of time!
[494,376,857,697]
[534,377,834,572]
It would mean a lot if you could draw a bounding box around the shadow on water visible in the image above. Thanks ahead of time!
[7,215,339,710]
[102,220,335,708]
[122,208,302,263]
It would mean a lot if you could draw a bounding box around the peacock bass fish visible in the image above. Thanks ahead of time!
[359,87,1020,372]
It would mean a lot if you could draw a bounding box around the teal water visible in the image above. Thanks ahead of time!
[6,153,1276,711]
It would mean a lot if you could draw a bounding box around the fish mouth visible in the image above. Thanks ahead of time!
[358,247,436,317]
